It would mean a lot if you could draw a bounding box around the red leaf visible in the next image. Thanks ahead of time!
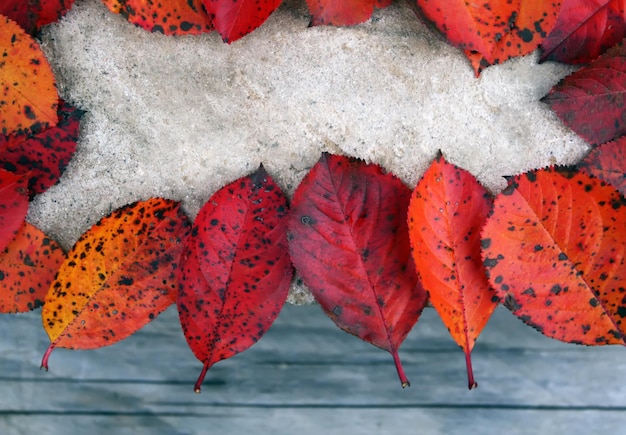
[0,0,74,33]
[288,153,427,388]
[0,168,28,252]
[101,0,214,35]
[306,0,392,26]
[481,167,626,345]
[41,198,190,370]
[0,222,65,313]
[541,0,626,64]
[407,153,496,389]
[0,100,82,198]
[177,166,292,393]
[202,0,281,43]
[542,40,626,145]
[415,0,562,75]
[579,137,626,196]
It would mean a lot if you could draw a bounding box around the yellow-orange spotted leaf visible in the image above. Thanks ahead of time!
[0,223,65,313]
[0,16,58,136]
[41,198,191,370]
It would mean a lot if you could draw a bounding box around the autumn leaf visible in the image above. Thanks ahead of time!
[0,0,75,34]
[0,16,58,136]
[101,0,213,35]
[0,168,29,253]
[202,0,281,43]
[177,165,292,393]
[0,100,83,198]
[542,39,626,145]
[288,153,427,388]
[415,0,562,75]
[540,0,626,64]
[0,222,65,313]
[481,167,626,345]
[407,153,496,389]
[306,0,391,26]
[41,198,191,370]
[579,137,626,196]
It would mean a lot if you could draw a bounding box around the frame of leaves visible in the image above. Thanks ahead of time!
[0,0,625,392]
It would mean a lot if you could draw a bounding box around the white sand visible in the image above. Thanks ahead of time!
[29,0,588,303]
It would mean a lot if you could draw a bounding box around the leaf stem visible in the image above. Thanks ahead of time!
[194,361,210,394]
[40,343,55,371]
[465,347,478,390]
[391,350,410,388]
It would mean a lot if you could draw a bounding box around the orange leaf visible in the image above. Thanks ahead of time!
[481,168,626,345]
[0,222,65,313]
[0,16,58,136]
[416,0,562,75]
[41,198,191,369]
[0,168,29,252]
[408,153,496,389]
[102,0,213,35]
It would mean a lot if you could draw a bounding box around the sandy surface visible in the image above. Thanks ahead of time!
[28,0,588,303]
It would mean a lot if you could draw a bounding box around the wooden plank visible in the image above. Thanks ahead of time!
[1,304,625,434]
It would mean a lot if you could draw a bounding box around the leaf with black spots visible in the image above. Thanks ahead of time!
[579,137,626,195]
[101,0,213,35]
[542,40,626,145]
[0,223,65,313]
[0,0,75,34]
[407,153,496,389]
[0,100,83,198]
[415,0,562,75]
[0,16,58,136]
[177,165,292,393]
[0,168,28,253]
[40,198,191,370]
[540,0,625,65]
[288,153,428,388]
[481,167,626,345]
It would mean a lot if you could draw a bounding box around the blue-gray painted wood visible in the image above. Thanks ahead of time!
[1,305,625,434]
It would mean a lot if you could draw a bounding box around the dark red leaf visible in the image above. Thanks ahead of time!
[0,100,82,198]
[306,0,392,26]
[0,222,65,313]
[0,0,74,33]
[202,0,281,43]
[541,0,626,64]
[177,165,292,393]
[579,136,626,195]
[407,153,496,389]
[542,39,626,145]
[481,167,626,345]
[102,0,214,36]
[288,153,427,388]
[0,168,28,252]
